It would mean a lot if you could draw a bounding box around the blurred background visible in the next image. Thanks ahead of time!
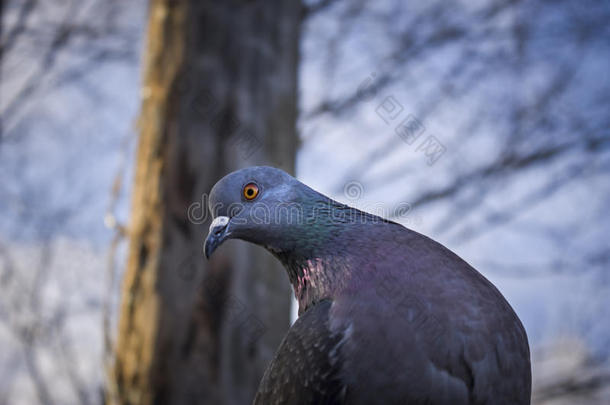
[1,0,609,404]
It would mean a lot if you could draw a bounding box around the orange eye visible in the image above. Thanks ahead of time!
[243,182,259,200]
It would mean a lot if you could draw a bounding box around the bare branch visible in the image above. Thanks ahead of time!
[302,0,340,19]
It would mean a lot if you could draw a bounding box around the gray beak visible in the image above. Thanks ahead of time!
[204,216,231,259]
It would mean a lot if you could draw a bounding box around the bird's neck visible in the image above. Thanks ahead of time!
[271,199,399,315]
[274,251,352,316]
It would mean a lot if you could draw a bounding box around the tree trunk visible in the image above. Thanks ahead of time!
[109,1,301,404]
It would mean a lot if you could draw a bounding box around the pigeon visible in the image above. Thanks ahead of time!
[204,166,531,405]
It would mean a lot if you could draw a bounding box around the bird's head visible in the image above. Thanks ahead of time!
[204,166,325,259]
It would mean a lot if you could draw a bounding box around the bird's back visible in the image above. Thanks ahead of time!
[327,223,531,404]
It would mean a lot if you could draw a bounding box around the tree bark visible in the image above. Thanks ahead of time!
[109,1,301,404]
